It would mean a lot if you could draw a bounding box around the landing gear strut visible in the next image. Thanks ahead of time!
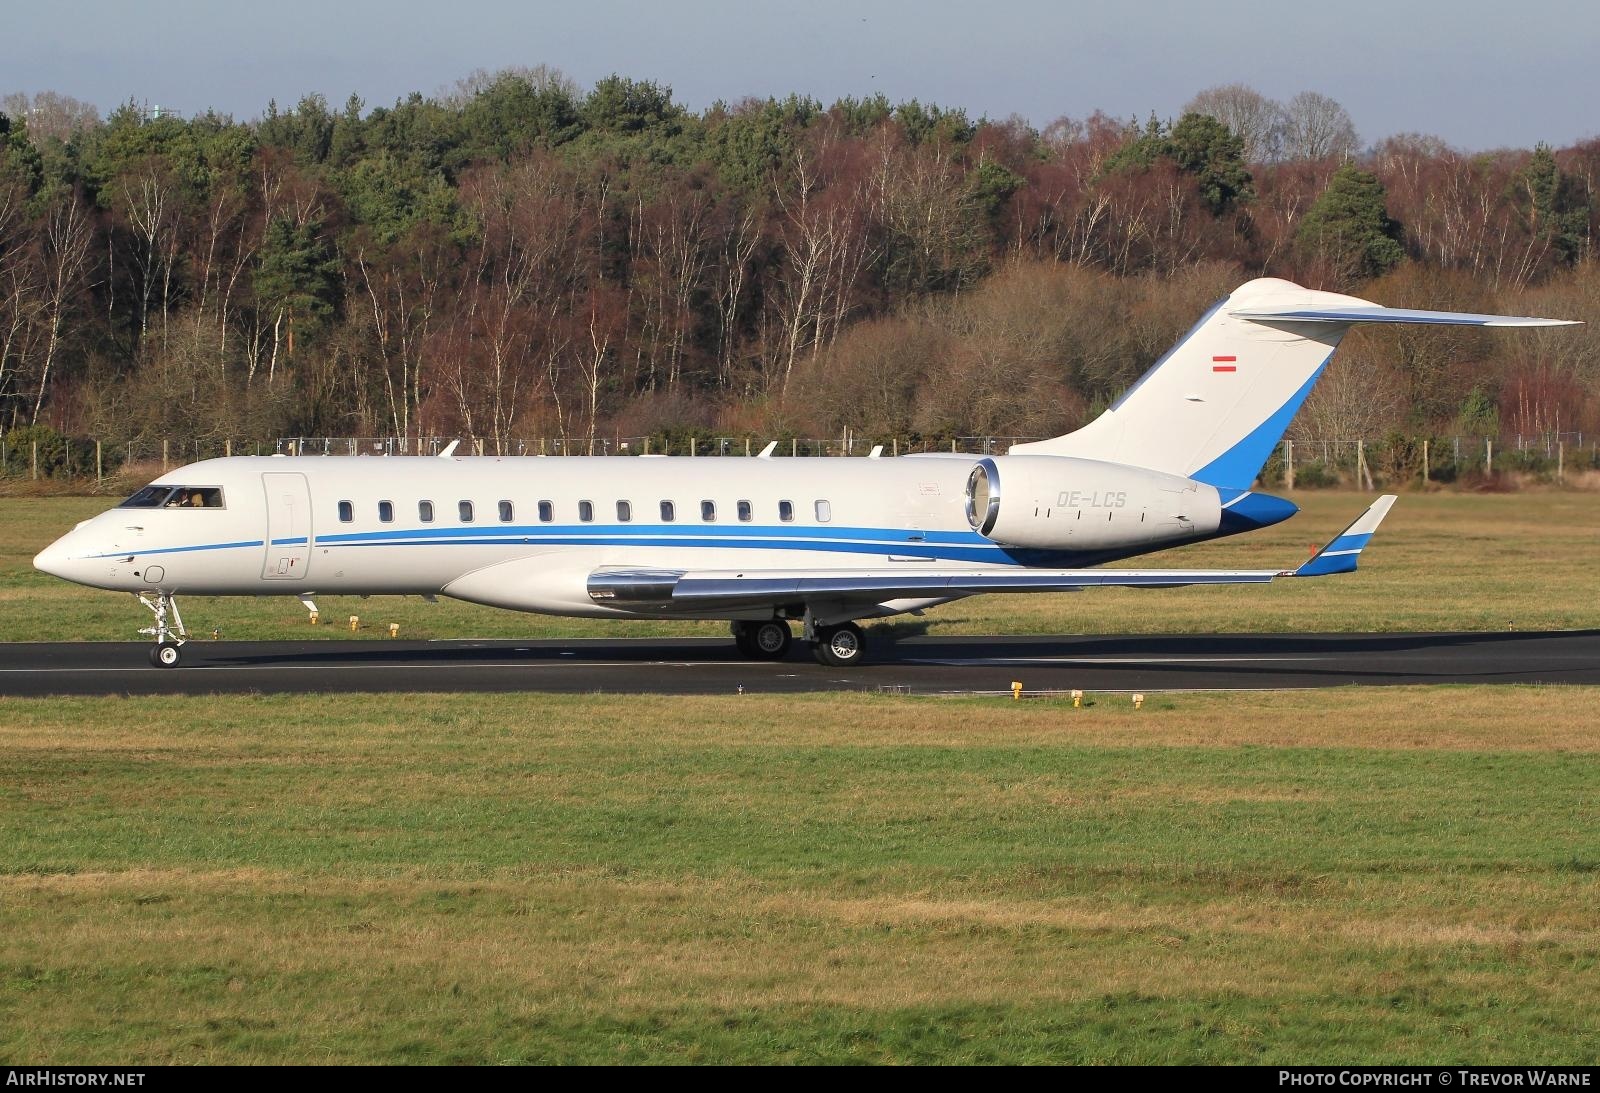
[138,591,188,668]
[811,621,866,667]
[731,620,793,660]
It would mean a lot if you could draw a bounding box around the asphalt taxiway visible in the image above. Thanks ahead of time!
[0,630,1595,696]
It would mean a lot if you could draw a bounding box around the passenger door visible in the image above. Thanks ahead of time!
[261,471,313,580]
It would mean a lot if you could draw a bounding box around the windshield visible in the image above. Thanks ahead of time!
[119,485,225,509]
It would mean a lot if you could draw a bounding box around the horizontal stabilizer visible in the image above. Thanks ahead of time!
[1293,495,1398,577]
[1232,306,1580,328]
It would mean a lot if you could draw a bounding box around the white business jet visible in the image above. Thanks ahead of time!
[34,278,1578,667]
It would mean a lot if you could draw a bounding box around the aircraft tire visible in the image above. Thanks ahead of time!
[151,642,182,669]
[750,620,792,660]
[812,622,866,667]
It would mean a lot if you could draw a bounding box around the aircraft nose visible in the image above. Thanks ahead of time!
[33,538,73,579]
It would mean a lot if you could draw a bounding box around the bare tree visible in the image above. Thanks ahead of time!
[1281,92,1359,162]
[630,179,714,392]
[30,188,95,422]
[771,130,879,395]
[1290,347,1406,460]
[712,201,762,391]
[1184,84,1286,164]
[0,91,101,142]
[349,223,455,438]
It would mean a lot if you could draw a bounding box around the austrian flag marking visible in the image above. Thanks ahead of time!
[1212,355,1238,373]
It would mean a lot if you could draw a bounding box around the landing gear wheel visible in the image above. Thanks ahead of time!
[150,642,182,668]
[733,620,793,660]
[812,622,866,667]
[750,620,792,660]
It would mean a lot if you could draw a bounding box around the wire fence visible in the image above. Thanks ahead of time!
[266,435,1042,458]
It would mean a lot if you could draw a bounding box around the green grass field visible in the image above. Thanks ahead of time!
[1,689,1597,1064]
[3,490,1598,642]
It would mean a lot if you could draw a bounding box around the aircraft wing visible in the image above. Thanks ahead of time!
[589,496,1397,612]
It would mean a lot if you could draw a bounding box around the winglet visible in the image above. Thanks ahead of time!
[757,441,778,459]
[1293,495,1398,577]
[438,439,460,458]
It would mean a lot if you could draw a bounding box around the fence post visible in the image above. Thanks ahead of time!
[1558,441,1564,484]
[31,440,38,480]
[225,439,232,458]
[1486,438,1493,475]
[1283,439,1294,490]
[161,438,169,472]
[791,438,797,457]
[1356,439,1372,490]
[690,437,696,458]
[96,440,103,485]
[1422,439,1429,485]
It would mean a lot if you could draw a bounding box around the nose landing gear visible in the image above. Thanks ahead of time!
[137,591,188,668]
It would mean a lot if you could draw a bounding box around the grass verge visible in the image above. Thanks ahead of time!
[2,688,1597,1063]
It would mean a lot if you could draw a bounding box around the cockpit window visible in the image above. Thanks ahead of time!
[120,486,174,508]
[120,485,224,509]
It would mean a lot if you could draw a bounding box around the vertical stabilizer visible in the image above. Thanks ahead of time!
[1012,278,1580,491]
[1011,279,1347,490]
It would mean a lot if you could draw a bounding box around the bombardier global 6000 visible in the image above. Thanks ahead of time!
[33,278,1579,667]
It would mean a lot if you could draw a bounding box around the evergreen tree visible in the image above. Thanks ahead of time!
[1165,112,1252,213]
[256,216,341,361]
[1297,164,1404,282]
[1521,144,1589,266]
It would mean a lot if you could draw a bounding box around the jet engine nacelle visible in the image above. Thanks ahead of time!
[965,455,1221,551]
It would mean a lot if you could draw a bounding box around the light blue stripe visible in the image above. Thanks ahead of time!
[327,533,1011,563]
[90,539,263,559]
[315,522,983,546]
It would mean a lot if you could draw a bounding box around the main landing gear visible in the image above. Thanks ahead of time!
[138,591,188,668]
[730,618,868,666]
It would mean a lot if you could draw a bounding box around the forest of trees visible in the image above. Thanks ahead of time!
[0,73,1596,459]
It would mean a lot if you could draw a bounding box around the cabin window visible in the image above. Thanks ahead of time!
[815,499,832,523]
[779,500,794,523]
[459,500,474,523]
[498,500,514,522]
[338,500,354,523]
[538,500,553,522]
[378,500,394,523]
[419,500,434,523]
[701,500,716,522]
[660,500,675,522]
[617,500,632,522]
[578,500,594,522]
[737,500,753,522]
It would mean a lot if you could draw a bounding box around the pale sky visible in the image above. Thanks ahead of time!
[7,0,1598,151]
